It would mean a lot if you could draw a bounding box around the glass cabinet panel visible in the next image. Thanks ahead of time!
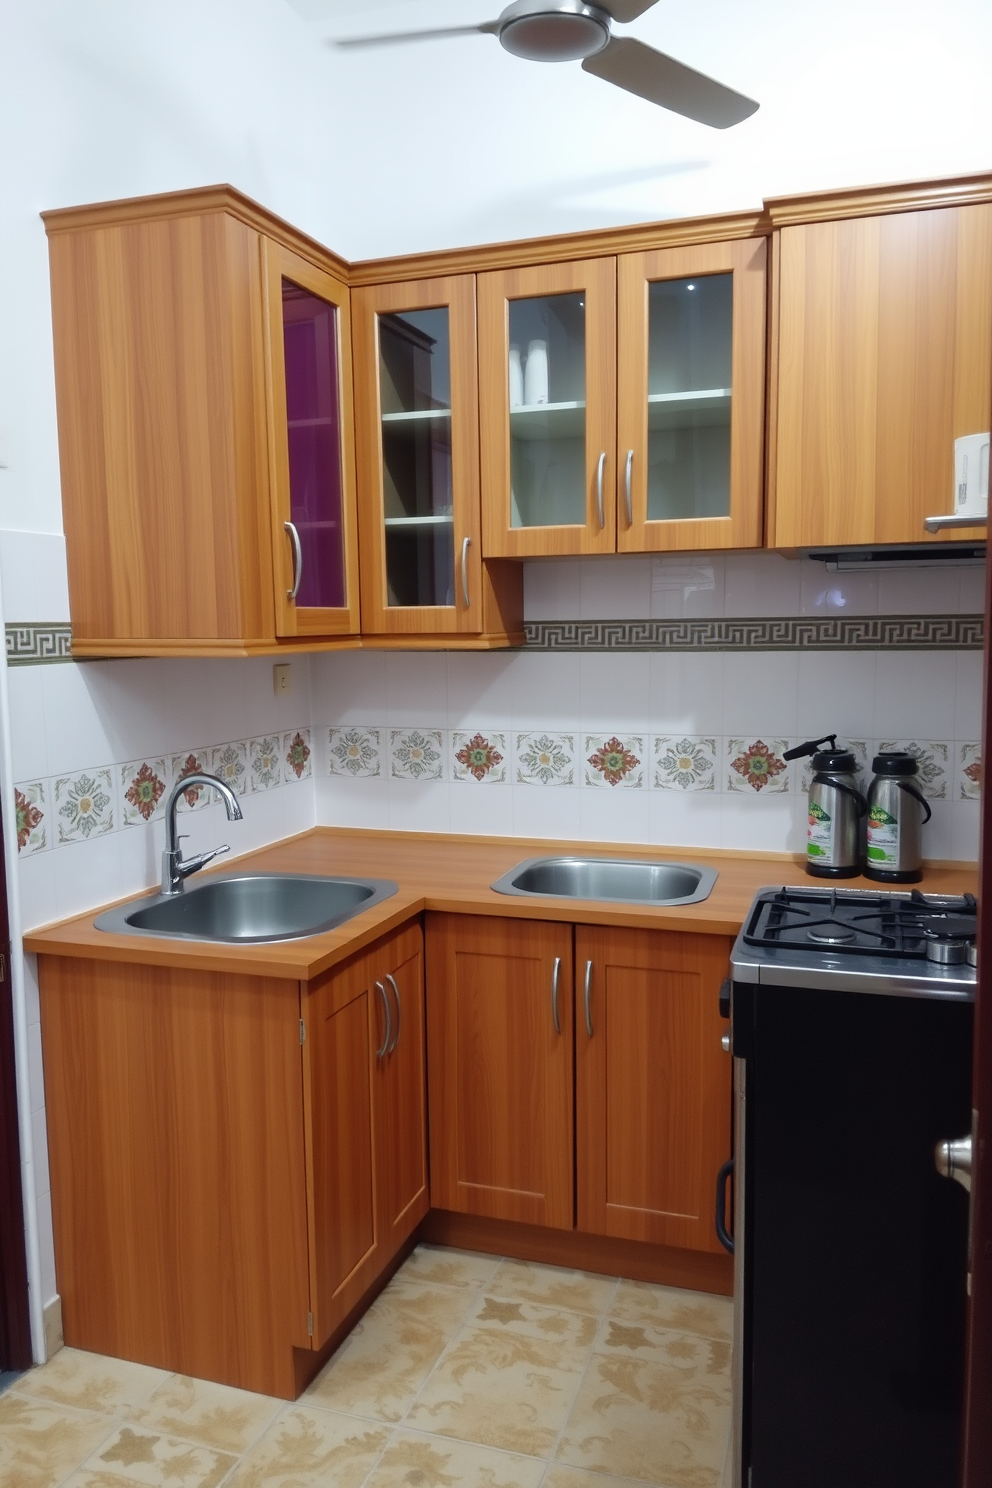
[646,274,732,522]
[281,279,347,609]
[508,293,587,528]
[378,307,454,607]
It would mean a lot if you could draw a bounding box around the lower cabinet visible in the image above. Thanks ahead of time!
[305,920,428,1346]
[426,913,732,1253]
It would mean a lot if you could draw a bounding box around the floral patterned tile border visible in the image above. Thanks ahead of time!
[321,727,983,803]
[14,724,312,855]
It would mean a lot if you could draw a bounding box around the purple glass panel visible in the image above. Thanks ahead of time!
[282,280,345,609]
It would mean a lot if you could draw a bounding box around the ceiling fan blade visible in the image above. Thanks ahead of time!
[597,0,661,21]
[581,37,758,128]
[333,22,499,50]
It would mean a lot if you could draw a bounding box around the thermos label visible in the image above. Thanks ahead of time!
[807,800,835,862]
[867,804,899,866]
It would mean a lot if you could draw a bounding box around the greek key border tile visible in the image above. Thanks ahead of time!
[5,623,73,665]
[522,615,984,652]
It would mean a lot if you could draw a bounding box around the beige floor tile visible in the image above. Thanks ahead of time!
[555,1347,731,1488]
[486,1260,618,1317]
[83,1423,236,1487]
[407,1303,594,1458]
[0,1392,118,1488]
[544,1467,675,1488]
[128,1373,281,1454]
[366,1428,547,1488]
[399,1244,503,1290]
[596,1321,732,1379]
[304,1278,475,1422]
[13,1348,171,1419]
[224,1404,390,1488]
[610,1283,733,1343]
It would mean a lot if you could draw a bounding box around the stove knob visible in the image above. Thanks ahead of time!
[967,941,978,968]
[925,937,968,965]
[720,1032,731,1053]
[935,1135,971,1192]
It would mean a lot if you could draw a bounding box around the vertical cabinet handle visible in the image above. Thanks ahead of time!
[374,980,392,1060]
[284,520,303,601]
[624,449,633,527]
[583,959,594,1037]
[385,973,401,1054]
[595,452,606,529]
[551,956,562,1035]
[460,536,471,609]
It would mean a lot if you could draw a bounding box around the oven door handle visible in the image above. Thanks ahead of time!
[716,1158,735,1253]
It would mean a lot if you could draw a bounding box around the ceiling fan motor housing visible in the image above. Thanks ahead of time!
[497,0,611,63]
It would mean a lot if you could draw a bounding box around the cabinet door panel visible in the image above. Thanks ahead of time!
[304,959,377,1345]
[576,927,732,1252]
[371,923,429,1249]
[618,237,765,553]
[770,204,992,548]
[263,240,361,637]
[426,913,574,1228]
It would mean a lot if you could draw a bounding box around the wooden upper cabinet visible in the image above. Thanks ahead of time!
[479,257,618,557]
[769,201,992,548]
[425,912,574,1229]
[42,187,360,656]
[617,237,766,553]
[263,240,361,638]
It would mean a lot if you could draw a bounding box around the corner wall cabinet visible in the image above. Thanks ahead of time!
[43,187,362,656]
[425,913,732,1254]
[351,275,523,644]
[768,196,992,548]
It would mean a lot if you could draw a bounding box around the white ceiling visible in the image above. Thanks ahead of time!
[282,0,992,259]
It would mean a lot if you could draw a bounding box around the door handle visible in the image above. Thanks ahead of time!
[595,451,606,529]
[284,520,303,601]
[385,973,401,1054]
[460,536,471,609]
[624,448,633,527]
[583,959,594,1037]
[374,980,392,1060]
[551,956,562,1035]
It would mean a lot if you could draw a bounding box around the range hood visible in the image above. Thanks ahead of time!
[807,543,985,570]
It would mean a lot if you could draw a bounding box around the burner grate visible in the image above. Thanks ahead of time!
[743,887,978,959]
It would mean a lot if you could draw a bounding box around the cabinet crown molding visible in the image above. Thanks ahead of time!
[765,169,992,227]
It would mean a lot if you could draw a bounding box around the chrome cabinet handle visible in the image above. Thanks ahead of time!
[374,980,391,1060]
[624,449,633,527]
[385,973,401,1054]
[583,959,594,1038]
[551,956,562,1035]
[460,536,471,609]
[595,452,606,529]
[924,513,988,532]
[284,520,303,601]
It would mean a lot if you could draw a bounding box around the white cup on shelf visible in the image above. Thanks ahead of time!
[524,339,549,406]
[508,344,523,408]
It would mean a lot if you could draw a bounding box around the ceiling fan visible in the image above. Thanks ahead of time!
[330,0,758,128]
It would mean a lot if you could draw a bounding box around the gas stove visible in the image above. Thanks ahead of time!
[731,885,978,999]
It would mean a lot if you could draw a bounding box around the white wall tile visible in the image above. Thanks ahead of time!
[793,651,878,743]
[33,534,70,621]
[17,852,57,933]
[650,554,726,618]
[579,653,651,734]
[523,558,585,620]
[579,555,652,619]
[36,1189,57,1309]
[922,800,955,861]
[0,530,38,622]
[41,665,117,777]
[953,651,983,741]
[8,665,49,781]
[383,653,449,727]
[958,565,986,615]
[952,800,981,863]
[871,651,959,740]
[722,793,800,853]
[449,786,517,839]
[723,551,803,617]
[52,833,122,921]
[315,775,390,831]
[876,564,963,615]
[510,785,578,842]
[446,653,519,729]
[31,1104,50,1198]
[27,1018,45,1114]
[506,652,583,730]
[386,778,451,835]
[647,791,723,851]
[722,654,801,738]
[312,650,388,725]
[648,652,725,736]
[800,563,879,616]
[578,789,652,846]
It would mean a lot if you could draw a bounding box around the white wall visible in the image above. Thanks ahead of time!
[0,0,988,1359]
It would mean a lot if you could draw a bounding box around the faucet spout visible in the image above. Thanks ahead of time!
[161,772,243,896]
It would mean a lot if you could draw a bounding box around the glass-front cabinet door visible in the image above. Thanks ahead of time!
[617,237,765,553]
[479,259,617,557]
[264,241,361,637]
[353,276,482,635]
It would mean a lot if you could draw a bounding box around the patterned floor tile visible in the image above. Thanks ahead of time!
[224,1404,389,1488]
[13,1348,169,1419]
[129,1373,281,1454]
[485,1260,618,1317]
[365,1428,547,1488]
[610,1283,733,1343]
[0,1392,119,1488]
[398,1244,502,1290]
[544,1466,678,1488]
[83,1423,236,1487]
[304,1279,475,1422]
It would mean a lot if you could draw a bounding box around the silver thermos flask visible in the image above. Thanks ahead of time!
[864,751,932,883]
[784,734,867,878]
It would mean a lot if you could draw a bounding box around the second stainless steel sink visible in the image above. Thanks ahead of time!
[95,872,398,943]
[491,856,717,907]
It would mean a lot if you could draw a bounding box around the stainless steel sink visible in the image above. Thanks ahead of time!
[491,856,717,907]
[94,873,398,944]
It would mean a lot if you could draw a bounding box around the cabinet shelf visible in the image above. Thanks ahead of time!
[384,514,454,528]
[510,400,586,441]
[648,388,731,433]
[381,408,452,423]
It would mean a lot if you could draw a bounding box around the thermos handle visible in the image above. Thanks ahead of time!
[897,780,932,824]
[814,775,868,817]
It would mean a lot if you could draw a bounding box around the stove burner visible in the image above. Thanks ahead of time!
[807,924,857,944]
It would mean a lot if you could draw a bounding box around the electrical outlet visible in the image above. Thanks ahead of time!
[273,663,292,696]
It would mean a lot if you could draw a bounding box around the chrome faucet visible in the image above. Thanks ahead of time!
[161,772,243,896]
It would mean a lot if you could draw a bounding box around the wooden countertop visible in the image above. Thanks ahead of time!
[23,828,980,982]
